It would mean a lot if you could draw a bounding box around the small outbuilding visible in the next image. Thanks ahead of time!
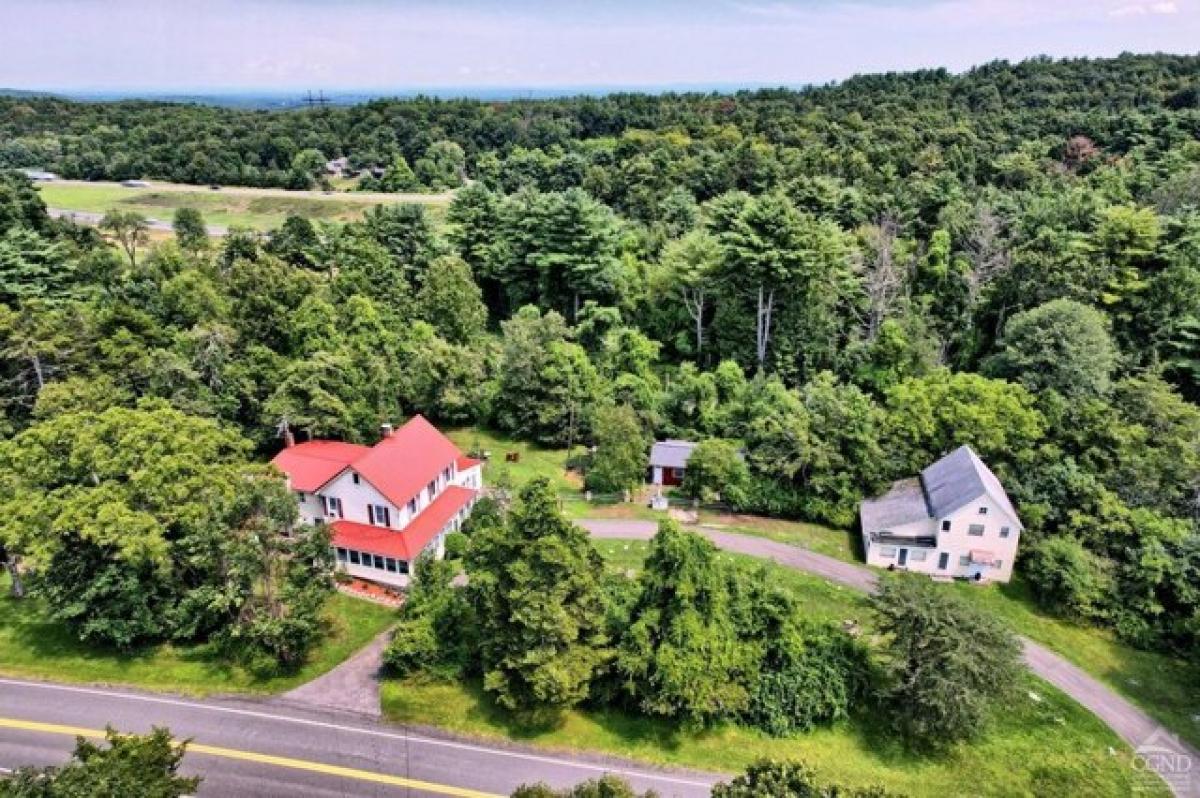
[648,440,697,487]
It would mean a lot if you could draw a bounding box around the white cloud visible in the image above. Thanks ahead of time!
[1110,0,1180,16]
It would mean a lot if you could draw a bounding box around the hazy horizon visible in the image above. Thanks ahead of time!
[2,0,1197,93]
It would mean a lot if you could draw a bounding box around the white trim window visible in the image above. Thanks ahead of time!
[323,496,344,519]
[879,546,897,558]
[368,504,391,527]
[968,524,985,536]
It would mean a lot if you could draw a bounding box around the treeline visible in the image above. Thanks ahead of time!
[2,53,1199,199]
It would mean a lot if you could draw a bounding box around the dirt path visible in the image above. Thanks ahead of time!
[580,518,1199,797]
[276,628,392,717]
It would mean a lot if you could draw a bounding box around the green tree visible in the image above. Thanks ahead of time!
[585,404,647,494]
[416,255,488,344]
[415,140,467,190]
[465,479,610,713]
[1025,536,1113,621]
[99,210,149,268]
[681,438,749,503]
[871,574,1022,749]
[987,298,1118,398]
[616,522,758,723]
[883,370,1045,475]
[0,726,199,798]
[171,207,208,253]
[378,154,421,192]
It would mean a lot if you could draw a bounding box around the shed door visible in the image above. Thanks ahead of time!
[898,548,908,566]
[937,552,949,570]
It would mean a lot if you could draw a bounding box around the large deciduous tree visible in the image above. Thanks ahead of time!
[986,298,1118,398]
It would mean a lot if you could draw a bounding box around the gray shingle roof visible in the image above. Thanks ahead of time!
[920,445,1022,528]
[649,440,697,469]
[860,478,931,532]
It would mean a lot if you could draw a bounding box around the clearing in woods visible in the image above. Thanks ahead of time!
[38,179,453,231]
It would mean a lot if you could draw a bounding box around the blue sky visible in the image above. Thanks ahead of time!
[3,0,1197,91]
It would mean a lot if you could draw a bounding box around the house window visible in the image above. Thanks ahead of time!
[385,558,397,573]
[352,473,360,485]
[672,468,685,479]
[442,466,451,481]
[959,554,970,566]
[323,496,343,518]
[426,480,437,501]
[968,524,985,536]
[349,550,361,565]
[372,554,385,570]
[297,492,306,502]
[994,559,1003,570]
[336,547,347,562]
[407,498,418,514]
[909,549,928,562]
[879,546,897,558]
[397,560,410,575]
[1000,526,1011,539]
[979,506,988,515]
[369,504,391,527]
[941,520,951,532]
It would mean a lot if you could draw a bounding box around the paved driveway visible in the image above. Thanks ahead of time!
[581,518,1200,797]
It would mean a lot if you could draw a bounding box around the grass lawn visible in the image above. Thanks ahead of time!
[443,425,1200,749]
[444,426,583,495]
[382,541,1162,797]
[38,181,450,231]
[0,573,395,695]
[666,512,1200,750]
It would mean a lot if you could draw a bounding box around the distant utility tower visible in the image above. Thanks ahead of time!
[303,90,331,110]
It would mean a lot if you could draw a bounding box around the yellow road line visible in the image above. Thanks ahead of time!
[0,717,501,798]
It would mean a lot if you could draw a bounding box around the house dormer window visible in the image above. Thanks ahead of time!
[407,497,417,515]
[427,479,437,500]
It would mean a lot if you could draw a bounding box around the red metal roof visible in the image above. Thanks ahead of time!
[270,415,463,507]
[331,485,476,560]
[352,416,463,509]
[270,440,369,492]
[456,455,483,471]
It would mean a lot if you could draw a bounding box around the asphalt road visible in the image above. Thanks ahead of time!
[581,519,1200,798]
[0,677,718,797]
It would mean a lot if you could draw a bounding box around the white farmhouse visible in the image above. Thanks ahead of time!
[859,445,1022,583]
[270,415,483,588]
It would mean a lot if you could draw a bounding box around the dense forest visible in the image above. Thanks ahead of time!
[1,52,1198,684]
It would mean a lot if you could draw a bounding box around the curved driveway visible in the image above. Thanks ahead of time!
[582,519,1199,798]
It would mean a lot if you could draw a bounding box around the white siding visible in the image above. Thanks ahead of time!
[862,494,1020,583]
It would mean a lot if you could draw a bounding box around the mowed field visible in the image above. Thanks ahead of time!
[38,179,453,231]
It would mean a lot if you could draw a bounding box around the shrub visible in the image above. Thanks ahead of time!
[443,531,468,560]
[745,624,870,735]
[1025,536,1113,621]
